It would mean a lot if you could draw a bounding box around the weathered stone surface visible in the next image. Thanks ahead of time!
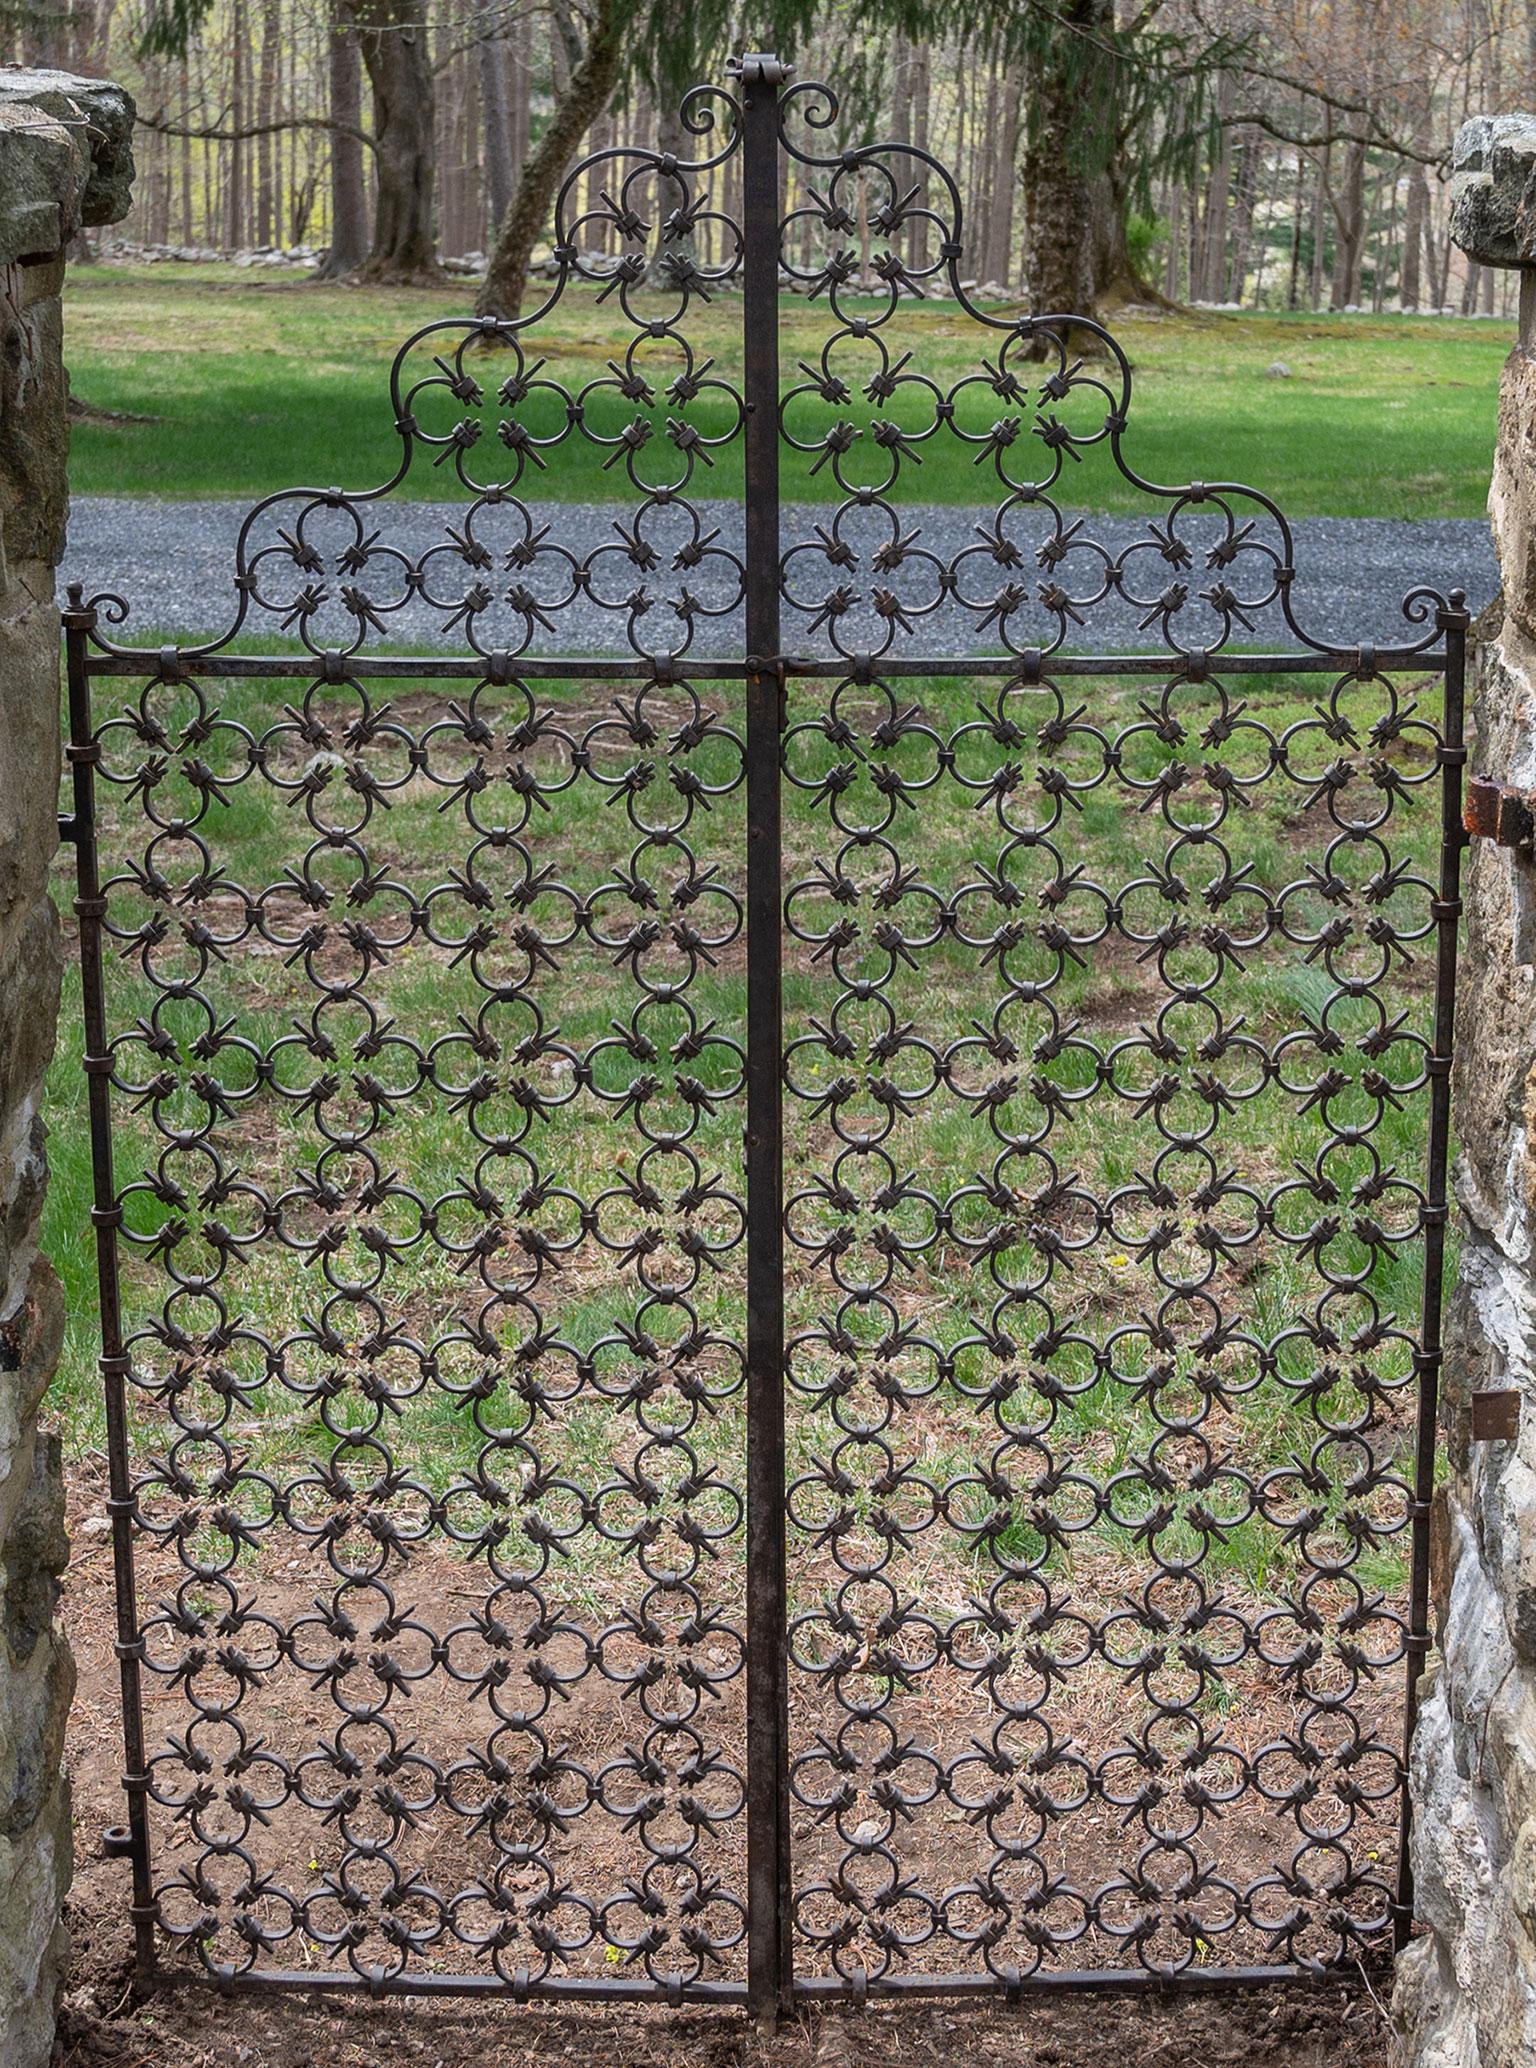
[1451,115,1536,270]
[0,67,134,264]
[0,1775,72,2068]
[0,287,68,575]
[1489,349,1536,647]
[0,65,132,2068]
[1396,113,1536,2068]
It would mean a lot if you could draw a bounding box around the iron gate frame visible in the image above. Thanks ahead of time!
[60,50,1469,2023]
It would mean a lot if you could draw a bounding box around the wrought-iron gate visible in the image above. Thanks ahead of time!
[65,55,1466,2020]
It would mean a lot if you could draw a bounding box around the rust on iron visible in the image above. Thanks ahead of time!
[1465,773,1535,850]
[1471,1388,1522,1442]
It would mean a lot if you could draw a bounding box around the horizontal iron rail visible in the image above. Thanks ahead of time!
[790,1965,1368,2001]
[145,1961,1355,2004]
[80,649,1450,680]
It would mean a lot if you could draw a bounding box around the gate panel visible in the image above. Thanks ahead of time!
[65,55,1465,2012]
[71,639,754,1991]
[778,650,1459,1985]
[769,82,1464,1989]
[66,95,762,1998]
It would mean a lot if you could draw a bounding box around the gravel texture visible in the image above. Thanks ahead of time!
[62,495,1498,662]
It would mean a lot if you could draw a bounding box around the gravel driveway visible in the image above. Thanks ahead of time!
[63,496,1497,660]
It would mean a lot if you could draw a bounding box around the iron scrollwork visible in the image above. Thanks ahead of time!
[67,55,1461,2012]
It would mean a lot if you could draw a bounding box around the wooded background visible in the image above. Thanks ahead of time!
[7,1,1532,322]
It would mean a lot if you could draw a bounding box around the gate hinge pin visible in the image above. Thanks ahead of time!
[729,51,793,88]
[1465,773,1536,853]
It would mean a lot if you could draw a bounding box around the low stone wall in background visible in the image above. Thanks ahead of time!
[0,64,132,2068]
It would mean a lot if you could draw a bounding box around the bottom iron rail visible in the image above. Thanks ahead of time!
[124,1957,1383,2004]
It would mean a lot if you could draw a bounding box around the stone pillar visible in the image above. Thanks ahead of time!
[0,65,132,2068]
[1392,115,1536,2068]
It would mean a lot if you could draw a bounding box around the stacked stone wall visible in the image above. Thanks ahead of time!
[0,65,132,2068]
[1392,115,1536,2068]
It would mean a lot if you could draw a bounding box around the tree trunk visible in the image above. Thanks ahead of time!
[316,0,369,278]
[477,0,623,319]
[972,51,999,276]
[909,39,930,273]
[197,39,214,241]
[1309,141,1330,307]
[227,0,246,250]
[1401,162,1425,309]
[1226,133,1259,302]
[146,58,170,242]
[256,0,280,246]
[986,61,1023,291]
[1329,136,1367,308]
[586,107,615,255]
[1199,72,1234,301]
[180,57,193,243]
[1247,146,1284,308]
[1287,152,1304,309]
[354,0,440,281]
[442,37,474,258]
[1020,0,1144,339]
[477,0,516,231]
[507,7,530,179]
[1373,166,1393,311]
[890,31,911,147]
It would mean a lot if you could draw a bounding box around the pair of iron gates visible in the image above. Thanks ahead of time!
[64,56,1466,2019]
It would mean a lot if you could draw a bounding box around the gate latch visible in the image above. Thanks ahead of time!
[1465,774,1536,853]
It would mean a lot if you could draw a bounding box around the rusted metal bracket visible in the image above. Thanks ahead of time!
[1471,1388,1522,1442]
[1465,773,1536,851]
[744,652,789,728]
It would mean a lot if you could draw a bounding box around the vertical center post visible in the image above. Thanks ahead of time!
[738,48,792,2028]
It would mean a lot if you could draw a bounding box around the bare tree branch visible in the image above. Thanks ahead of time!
[141,109,378,153]
[1227,108,1445,168]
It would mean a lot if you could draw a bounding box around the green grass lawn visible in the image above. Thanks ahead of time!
[44,262,1463,1985]
[63,264,1507,518]
[45,647,1446,1623]
[51,266,1466,1612]
[46,633,1440,1978]
[46,265,1463,1982]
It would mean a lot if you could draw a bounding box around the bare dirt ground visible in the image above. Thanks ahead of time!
[56,1978,1392,2068]
[59,1470,1394,2068]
